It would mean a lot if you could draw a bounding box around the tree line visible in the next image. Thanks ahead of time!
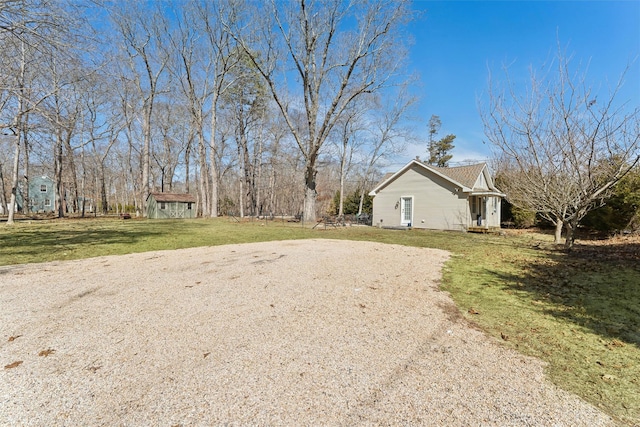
[3,1,637,247]
[0,0,419,224]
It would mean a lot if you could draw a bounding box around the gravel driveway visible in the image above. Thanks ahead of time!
[1,239,614,426]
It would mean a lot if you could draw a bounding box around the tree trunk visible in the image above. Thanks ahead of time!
[239,178,244,218]
[255,138,263,217]
[0,163,8,215]
[100,163,108,215]
[303,160,317,222]
[185,134,192,194]
[7,41,26,225]
[564,219,578,250]
[338,153,346,218]
[209,93,219,218]
[198,132,210,217]
[80,141,85,217]
[7,133,20,225]
[142,113,151,216]
[23,123,30,212]
[358,186,366,216]
[54,131,64,218]
[241,137,254,216]
[269,168,276,216]
[554,220,563,244]
[64,132,79,214]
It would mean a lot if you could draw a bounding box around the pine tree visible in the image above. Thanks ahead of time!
[427,115,455,167]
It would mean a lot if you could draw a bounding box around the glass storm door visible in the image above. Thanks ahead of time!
[400,197,412,226]
[471,196,484,226]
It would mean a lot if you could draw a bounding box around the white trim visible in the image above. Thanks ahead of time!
[469,190,506,197]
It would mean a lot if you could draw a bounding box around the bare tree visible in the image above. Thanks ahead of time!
[358,85,417,214]
[3,39,28,224]
[261,114,292,216]
[151,101,189,193]
[39,54,85,217]
[331,105,364,218]
[167,0,239,217]
[223,48,268,217]
[0,134,13,214]
[82,75,124,215]
[226,0,413,222]
[1,0,72,224]
[111,2,170,215]
[483,48,640,248]
[167,1,211,215]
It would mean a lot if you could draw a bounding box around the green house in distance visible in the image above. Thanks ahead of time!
[146,192,196,219]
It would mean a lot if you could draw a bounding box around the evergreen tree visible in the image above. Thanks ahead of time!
[427,115,455,167]
[331,190,372,215]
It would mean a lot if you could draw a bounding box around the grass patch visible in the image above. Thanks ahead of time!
[439,233,640,426]
[0,217,317,265]
[1,217,638,424]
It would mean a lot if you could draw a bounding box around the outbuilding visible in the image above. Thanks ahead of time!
[146,192,196,219]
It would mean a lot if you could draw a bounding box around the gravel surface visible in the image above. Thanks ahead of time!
[1,239,615,426]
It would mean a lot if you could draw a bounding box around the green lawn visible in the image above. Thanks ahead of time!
[1,217,638,425]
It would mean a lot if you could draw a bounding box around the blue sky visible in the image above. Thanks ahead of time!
[391,0,640,168]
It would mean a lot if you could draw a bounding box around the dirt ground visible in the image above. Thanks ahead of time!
[0,239,614,426]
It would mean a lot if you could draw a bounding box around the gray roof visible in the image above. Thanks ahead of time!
[431,163,487,190]
[149,192,196,203]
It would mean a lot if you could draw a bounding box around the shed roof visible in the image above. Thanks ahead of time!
[149,192,196,203]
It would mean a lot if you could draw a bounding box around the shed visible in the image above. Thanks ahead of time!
[146,193,196,219]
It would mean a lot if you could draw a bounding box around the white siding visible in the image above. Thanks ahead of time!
[372,165,469,230]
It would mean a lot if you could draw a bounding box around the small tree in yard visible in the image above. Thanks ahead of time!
[482,48,640,249]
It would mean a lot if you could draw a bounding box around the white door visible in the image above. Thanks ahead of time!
[400,196,413,226]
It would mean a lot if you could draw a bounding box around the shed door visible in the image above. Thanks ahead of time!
[400,196,413,226]
[169,202,185,218]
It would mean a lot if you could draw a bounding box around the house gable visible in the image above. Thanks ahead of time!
[468,167,494,191]
[369,160,471,196]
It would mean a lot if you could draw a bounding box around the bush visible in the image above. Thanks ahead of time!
[501,199,536,228]
[582,168,640,234]
[331,190,372,216]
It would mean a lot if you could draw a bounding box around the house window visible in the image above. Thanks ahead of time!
[160,202,166,210]
[44,199,51,207]
[40,184,47,192]
[187,203,192,210]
